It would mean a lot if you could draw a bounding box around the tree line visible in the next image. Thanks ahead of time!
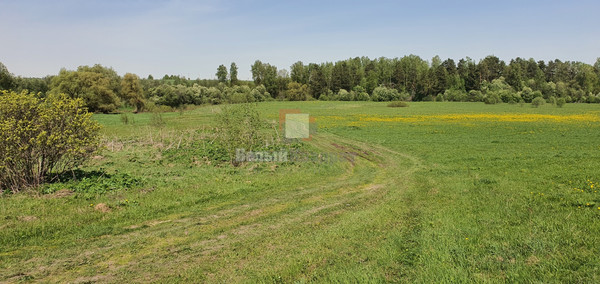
[1,55,600,113]
[249,56,600,103]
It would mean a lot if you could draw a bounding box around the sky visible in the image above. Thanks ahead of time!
[1,0,599,80]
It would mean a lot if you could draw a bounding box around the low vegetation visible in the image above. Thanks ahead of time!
[531,96,546,107]
[387,101,409,107]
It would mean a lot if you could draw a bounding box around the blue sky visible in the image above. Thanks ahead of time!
[1,0,598,79]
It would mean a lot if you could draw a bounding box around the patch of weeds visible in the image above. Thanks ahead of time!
[120,113,132,125]
[387,101,409,107]
[150,112,166,128]
[215,103,266,165]
[41,170,143,197]
[162,140,230,164]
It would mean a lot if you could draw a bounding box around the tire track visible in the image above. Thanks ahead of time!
[18,132,424,283]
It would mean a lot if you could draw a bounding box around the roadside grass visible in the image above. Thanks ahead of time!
[1,102,599,282]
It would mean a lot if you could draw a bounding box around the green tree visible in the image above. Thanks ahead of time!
[308,63,328,99]
[229,62,238,85]
[251,60,279,97]
[395,55,428,100]
[429,56,447,96]
[574,63,598,94]
[277,69,290,98]
[361,71,379,95]
[331,61,351,92]
[376,57,393,87]
[120,73,145,112]
[290,61,308,84]
[505,58,525,90]
[479,55,505,83]
[286,82,310,101]
[50,65,121,113]
[216,64,228,83]
[457,57,480,91]
[251,60,265,85]
[14,76,51,94]
[0,62,15,90]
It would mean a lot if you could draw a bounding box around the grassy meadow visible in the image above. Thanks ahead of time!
[1,101,600,282]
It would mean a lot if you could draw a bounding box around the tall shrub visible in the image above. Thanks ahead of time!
[0,91,100,192]
[215,104,264,165]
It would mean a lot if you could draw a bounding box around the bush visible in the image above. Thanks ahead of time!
[206,87,223,104]
[354,91,370,101]
[444,89,468,102]
[0,91,101,193]
[337,89,353,101]
[351,85,367,97]
[484,93,501,104]
[556,97,566,108]
[531,96,546,108]
[229,92,248,104]
[586,95,600,104]
[215,104,265,165]
[467,90,484,102]
[499,90,521,104]
[387,101,408,107]
[145,101,173,113]
[422,95,435,102]
[519,87,534,103]
[372,86,402,101]
[286,82,310,101]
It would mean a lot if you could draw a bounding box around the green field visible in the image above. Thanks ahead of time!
[2,102,600,282]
